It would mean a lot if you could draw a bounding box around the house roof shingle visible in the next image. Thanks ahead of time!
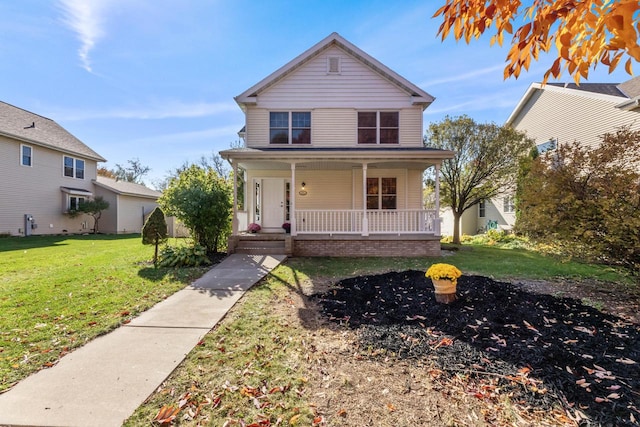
[94,176,161,199]
[0,101,106,162]
[546,82,625,98]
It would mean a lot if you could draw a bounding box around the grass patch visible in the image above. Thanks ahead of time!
[127,245,634,426]
[124,264,317,426]
[0,234,207,392]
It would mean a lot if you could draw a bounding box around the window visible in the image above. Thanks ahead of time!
[367,177,397,209]
[269,112,311,144]
[536,138,557,154]
[503,196,516,213]
[63,156,85,179]
[69,196,85,211]
[21,144,32,166]
[478,200,486,218]
[358,111,399,144]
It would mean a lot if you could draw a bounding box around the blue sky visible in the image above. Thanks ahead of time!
[1,0,633,187]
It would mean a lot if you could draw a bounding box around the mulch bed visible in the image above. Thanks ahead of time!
[312,271,640,426]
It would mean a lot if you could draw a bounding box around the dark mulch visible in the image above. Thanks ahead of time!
[313,271,640,426]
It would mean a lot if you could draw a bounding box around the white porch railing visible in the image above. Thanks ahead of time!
[295,209,439,235]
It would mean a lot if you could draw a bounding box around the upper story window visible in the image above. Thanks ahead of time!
[270,112,311,144]
[367,177,397,209]
[358,111,399,144]
[503,196,516,213]
[63,156,85,179]
[21,144,32,167]
[537,138,557,154]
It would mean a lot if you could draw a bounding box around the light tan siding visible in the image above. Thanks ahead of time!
[117,195,158,234]
[295,170,353,210]
[94,187,118,233]
[399,108,423,146]
[257,46,411,109]
[245,107,269,147]
[511,89,640,151]
[311,109,356,146]
[0,137,97,235]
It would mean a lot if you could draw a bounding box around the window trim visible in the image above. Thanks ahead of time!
[269,111,311,144]
[366,177,397,210]
[357,111,399,144]
[63,155,86,179]
[20,144,32,167]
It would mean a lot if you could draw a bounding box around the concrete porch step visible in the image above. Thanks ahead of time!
[234,236,288,255]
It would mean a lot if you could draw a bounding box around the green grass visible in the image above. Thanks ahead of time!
[126,244,634,426]
[286,244,630,284]
[0,234,207,392]
[124,264,317,426]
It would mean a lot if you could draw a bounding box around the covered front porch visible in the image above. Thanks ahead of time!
[220,147,451,256]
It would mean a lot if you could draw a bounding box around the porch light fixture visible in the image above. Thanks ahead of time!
[299,182,307,196]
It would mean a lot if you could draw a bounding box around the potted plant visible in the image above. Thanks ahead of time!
[247,223,261,233]
[425,263,462,304]
[282,222,291,233]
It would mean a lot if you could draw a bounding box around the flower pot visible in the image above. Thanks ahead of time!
[431,278,457,304]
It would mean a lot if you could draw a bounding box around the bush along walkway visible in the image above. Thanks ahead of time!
[0,254,286,427]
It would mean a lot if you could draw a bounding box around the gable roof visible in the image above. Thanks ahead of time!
[94,176,161,199]
[505,79,636,126]
[235,32,435,109]
[0,101,106,162]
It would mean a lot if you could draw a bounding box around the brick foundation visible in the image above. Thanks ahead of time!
[293,236,441,257]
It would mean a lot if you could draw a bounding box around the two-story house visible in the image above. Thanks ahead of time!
[221,33,453,257]
[441,76,640,237]
[0,101,106,236]
[0,101,168,236]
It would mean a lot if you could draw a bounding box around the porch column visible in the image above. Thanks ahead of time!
[232,161,238,235]
[434,163,441,236]
[290,162,297,236]
[362,162,368,236]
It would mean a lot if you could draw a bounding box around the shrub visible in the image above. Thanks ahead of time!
[158,245,210,268]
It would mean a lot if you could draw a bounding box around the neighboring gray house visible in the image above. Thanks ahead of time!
[93,176,162,234]
[0,101,106,236]
[441,76,640,237]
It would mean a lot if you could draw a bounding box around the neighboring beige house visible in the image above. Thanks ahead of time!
[221,33,453,257]
[93,176,162,234]
[0,101,106,236]
[442,76,640,237]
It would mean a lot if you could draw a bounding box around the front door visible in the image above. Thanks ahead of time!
[261,178,285,230]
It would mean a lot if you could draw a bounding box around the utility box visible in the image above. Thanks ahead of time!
[24,214,36,236]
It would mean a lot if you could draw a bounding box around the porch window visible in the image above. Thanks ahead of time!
[269,112,311,144]
[503,196,515,213]
[63,156,85,179]
[21,144,32,167]
[367,177,397,209]
[358,111,399,144]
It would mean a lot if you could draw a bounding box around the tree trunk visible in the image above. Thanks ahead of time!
[452,211,462,244]
[153,235,159,268]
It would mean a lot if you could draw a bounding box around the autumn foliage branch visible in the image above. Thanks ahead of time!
[434,0,640,84]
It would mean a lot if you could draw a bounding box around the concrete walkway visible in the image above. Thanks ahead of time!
[0,254,286,427]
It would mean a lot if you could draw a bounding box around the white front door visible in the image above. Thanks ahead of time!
[261,178,285,229]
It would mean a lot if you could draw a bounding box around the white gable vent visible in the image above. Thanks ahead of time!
[327,56,341,74]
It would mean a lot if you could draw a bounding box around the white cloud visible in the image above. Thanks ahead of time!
[420,64,506,88]
[131,124,242,145]
[57,0,111,72]
[51,100,238,121]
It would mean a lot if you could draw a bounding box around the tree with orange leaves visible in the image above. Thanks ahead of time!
[433,0,640,84]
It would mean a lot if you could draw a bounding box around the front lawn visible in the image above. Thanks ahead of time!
[126,247,637,426]
[0,234,207,392]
